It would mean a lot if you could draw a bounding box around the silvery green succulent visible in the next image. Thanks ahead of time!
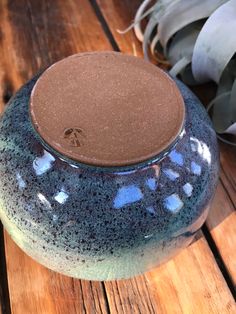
[121,0,236,144]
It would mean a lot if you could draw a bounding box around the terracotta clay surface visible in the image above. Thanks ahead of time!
[30,52,185,166]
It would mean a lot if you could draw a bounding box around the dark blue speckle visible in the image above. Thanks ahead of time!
[0,76,219,280]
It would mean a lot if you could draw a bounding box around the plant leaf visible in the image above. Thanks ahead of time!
[179,64,198,86]
[167,21,203,65]
[192,0,236,83]
[142,0,180,59]
[211,59,236,133]
[228,79,236,124]
[118,0,172,42]
[150,33,160,56]
[167,21,203,84]
[133,0,154,42]
[217,59,236,95]
[169,57,190,77]
[158,0,227,53]
[143,17,159,59]
[210,92,231,133]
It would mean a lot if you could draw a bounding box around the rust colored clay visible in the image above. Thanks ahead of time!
[30,52,185,166]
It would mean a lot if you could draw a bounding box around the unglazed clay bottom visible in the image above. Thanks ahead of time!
[0,52,219,280]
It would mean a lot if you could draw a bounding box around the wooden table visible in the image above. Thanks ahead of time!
[0,1,235,313]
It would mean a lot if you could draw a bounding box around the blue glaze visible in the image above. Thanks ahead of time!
[0,75,219,280]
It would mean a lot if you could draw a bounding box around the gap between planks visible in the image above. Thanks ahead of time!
[93,0,236,308]
[0,0,235,313]
[0,223,11,314]
[0,0,113,313]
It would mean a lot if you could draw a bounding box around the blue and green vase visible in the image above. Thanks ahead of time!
[0,52,219,280]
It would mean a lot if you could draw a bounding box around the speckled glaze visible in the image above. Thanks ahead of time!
[0,74,219,281]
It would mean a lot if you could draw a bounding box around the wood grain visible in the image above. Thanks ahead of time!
[206,181,236,287]
[104,235,236,313]
[0,0,112,105]
[97,0,236,209]
[5,235,108,314]
[0,296,2,314]
[98,0,236,311]
[145,233,235,314]
[0,223,10,314]
[0,227,3,314]
[96,0,143,56]
[0,0,235,313]
[0,0,112,313]
[105,275,158,313]
[220,144,236,208]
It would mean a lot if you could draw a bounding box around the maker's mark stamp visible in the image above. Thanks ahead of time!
[63,127,85,147]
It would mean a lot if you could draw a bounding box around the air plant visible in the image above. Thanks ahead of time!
[121,0,236,144]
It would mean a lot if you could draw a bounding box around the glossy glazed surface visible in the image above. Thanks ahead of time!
[0,75,219,280]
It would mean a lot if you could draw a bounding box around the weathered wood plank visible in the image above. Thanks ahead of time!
[5,235,108,314]
[98,0,236,311]
[0,0,112,96]
[145,232,235,314]
[0,228,4,314]
[0,225,10,314]
[96,0,143,56]
[220,144,236,208]
[104,234,236,313]
[97,0,236,208]
[0,234,3,314]
[0,0,235,313]
[206,181,236,287]
[0,0,112,313]
[105,275,158,313]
